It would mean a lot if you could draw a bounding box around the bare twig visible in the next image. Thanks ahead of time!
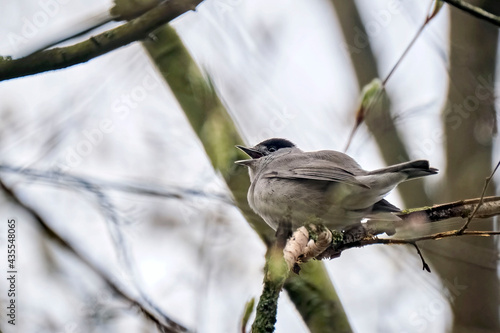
[383,0,438,87]
[344,1,439,151]
[0,0,204,81]
[330,229,500,270]
[0,178,189,333]
[411,243,431,272]
[356,230,500,246]
[442,0,500,27]
[382,21,426,86]
[458,160,500,233]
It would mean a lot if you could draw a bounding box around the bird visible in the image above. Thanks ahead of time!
[235,138,438,233]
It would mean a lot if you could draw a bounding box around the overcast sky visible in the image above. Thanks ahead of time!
[2,0,499,332]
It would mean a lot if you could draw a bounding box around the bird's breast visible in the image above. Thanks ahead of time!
[248,177,366,230]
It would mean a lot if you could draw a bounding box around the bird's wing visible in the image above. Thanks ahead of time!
[372,199,400,212]
[262,151,370,188]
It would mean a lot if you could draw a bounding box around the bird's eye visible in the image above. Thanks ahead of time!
[268,146,277,152]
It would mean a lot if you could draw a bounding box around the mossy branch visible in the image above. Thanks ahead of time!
[0,0,204,81]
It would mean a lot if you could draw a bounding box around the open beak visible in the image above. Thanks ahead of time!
[234,159,255,166]
[235,145,263,167]
[236,145,263,159]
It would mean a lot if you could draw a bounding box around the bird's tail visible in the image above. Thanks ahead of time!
[368,160,438,180]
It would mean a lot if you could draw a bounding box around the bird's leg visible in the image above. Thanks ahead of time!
[283,226,310,273]
[303,224,334,258]
[275,219,292,250]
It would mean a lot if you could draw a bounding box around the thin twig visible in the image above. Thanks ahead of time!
[442,0,500,27]
[411,243,431,272]
[0,178,189,333]
[353,230,500,247]
[383,0,437,86]
[382,21,427,86]
[343,82,383,152]
[458,160,500,233]
[334,230,500,271]
[344,1,437,151]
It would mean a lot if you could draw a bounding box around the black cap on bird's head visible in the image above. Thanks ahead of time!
[235,138,296,166]
[255,138,296,152]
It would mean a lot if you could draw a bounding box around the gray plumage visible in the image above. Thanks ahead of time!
[236,138,437,231]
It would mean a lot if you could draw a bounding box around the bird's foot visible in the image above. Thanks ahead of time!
[283,223,383,272]
[283,224,333,273]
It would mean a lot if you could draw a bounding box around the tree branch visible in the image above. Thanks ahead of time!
[358,230,500,246]
[404,195,500,220]
[442,0,500,27]
[0,0,204,81]
[251,246,289,333]
[0,178,189,333]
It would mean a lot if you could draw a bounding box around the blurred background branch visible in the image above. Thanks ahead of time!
[0,164,233,204]
[0,178,189,333]
[442,0,500,27]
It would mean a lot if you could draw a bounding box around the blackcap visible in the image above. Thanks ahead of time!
[235,138,437,231]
